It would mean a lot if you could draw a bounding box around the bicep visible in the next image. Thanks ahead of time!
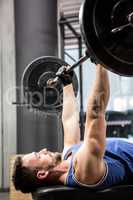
[84,115,107,158]
[73,116,107,182]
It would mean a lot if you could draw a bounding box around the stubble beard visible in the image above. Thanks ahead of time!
[54,152,62,165]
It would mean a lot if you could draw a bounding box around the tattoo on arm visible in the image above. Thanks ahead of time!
[88,91,106,119]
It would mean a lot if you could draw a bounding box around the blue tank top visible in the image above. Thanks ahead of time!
[63,138,133,189]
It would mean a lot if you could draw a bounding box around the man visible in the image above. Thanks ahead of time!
[12,64,133,193]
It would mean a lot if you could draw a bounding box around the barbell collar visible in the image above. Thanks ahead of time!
[111,12,133,33]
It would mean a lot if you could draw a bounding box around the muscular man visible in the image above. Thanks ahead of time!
[12,64,133,193]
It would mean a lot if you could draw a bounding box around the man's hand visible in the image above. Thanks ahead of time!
[47,66,73,87]
[57,66,73,86]
[90,56,99,65]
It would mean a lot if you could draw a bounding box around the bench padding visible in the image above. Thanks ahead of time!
[32,185,133,200]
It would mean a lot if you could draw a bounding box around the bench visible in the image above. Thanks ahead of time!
[32,185,133,200]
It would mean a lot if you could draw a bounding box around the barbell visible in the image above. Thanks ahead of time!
[50,0,133,85]
[22,0,133,112]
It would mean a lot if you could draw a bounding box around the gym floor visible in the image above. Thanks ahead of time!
[0,192,9,200]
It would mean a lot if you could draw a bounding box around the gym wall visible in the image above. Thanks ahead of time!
[14,0,63,154]
[0,0,62,190]
[0,0,16,190]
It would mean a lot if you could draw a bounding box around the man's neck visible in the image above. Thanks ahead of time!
[47,160,70,184]
[56,160,70,184]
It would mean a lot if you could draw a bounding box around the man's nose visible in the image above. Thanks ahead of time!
[39,148,47,154]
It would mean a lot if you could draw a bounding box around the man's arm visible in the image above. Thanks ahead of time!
[62,83,80,147]
[84,64,110,148]
[74,64,110,184]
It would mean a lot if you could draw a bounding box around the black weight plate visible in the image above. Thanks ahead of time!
[22,56,78,113]
[80,0,133,76]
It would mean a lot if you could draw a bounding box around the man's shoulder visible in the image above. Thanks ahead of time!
[62,142,83,160]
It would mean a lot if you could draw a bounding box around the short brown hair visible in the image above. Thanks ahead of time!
[12,156,44,193]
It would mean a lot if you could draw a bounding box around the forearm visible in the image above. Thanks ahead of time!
[62,84,79,121]
[62,84,80,146]
[86,64,110,120]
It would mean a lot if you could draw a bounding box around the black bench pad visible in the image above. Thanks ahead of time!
[32,185,133,200]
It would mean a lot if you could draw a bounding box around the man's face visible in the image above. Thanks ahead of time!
[22,148,61,170]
